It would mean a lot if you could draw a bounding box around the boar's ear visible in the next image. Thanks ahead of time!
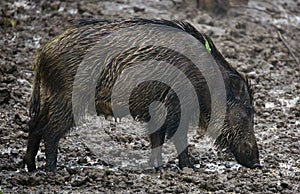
[229,74,245,100]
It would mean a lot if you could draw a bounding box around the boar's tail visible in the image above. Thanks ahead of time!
[29,55,42,126]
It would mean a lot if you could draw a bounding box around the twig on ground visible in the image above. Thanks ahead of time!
[276,30,300,66]
[229,5,273,15]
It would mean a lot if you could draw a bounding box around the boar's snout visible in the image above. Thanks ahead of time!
[233,141,261,169]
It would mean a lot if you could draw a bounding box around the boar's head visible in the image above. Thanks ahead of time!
[216,73,261,169]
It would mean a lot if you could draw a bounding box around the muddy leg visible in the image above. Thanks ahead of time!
[44,133,60,172]
[23,130,43,172]
[149,129,166,168]
[173,127,193,169]
[23,118,46,172]
[176,146,193,169]
[43,102,73,172]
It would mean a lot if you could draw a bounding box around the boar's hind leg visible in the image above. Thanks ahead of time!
[24,125,43,172]
[149,128,166,168]
[23,114,48,172]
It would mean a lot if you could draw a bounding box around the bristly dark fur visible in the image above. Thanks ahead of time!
[74,18,247,80]
[245,75,254,103]
[73,18,210,44]
[74,19,112,27]
[24,18,259,172]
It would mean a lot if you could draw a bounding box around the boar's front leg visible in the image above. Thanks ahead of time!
[170,114,193,169]
[174,130,193,169]
[149,128,166,168]
[44,132,60,172]
[43,103,73,172]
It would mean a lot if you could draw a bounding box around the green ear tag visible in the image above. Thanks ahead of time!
[205,40,211,53]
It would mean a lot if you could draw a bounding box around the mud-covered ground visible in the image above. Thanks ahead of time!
[0,0,299,193]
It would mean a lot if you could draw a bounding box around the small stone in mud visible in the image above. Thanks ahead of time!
[77,157,88,164]
[16,174,42,186]
[71,176,89,187]
[0,64,17,74]
[0,88,10,104]
[280,181,289,189]
[133,6,145,12]
[2,75,16,83]
[37,154,45,162]
[181,167,194,174]
[14,113,28,124]
[15,130,27,138]
[66,167,79,175]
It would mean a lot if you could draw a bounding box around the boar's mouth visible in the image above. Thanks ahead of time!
[215,130,262,169]
[235,156,262,169]
[234,153,261,169]
[250,162,262,169]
